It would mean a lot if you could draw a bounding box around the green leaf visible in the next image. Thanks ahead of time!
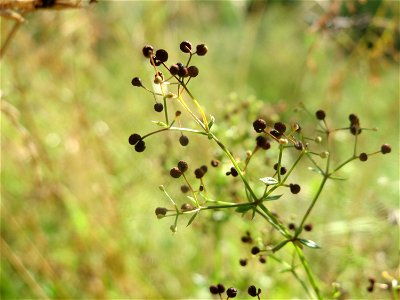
[272,239,290,252]
[260,177,278,185]
[186,196,197,205]
[235,204,253,213]
[298,238,320,249]
[208,115,215,129]
[307,167,323,175]
[262,194,283,201]
[329,175,347,181]
[152,121,168,128]
[187,211,199,227]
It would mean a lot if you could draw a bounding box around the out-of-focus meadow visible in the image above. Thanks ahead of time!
[1,1,399,298]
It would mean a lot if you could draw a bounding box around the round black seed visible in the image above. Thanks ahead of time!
[381,144,391,154]
[280,167,287,175]
[359,153,368,161]
[211,159,220,167]
[175,111,182,117]
[226,287,237,298]
[187,65,199,77]
[178,66,189,77]
[155,207,167,217]
[241,236,252,243]
[248,285,258,297]
[209,285,219,295]
[350,124,362,135]
[142,45,154,58]
[239,258,247,266]
[181,203,193,211]
[217,284,225,294]
[178,160,188,173]
[200,165,208,174]
[179,135,189,146]
[230,167,238,177]
[131,77,142,87]
[367,286,374,292]
[315,110,326,120]
[134,140,146,152]
[170,167,182,178]
[294,141,304,150]
[368,278,376,285]
[304,224,313,231]
[180,40,192,53]
[169,64,179,76]
[349,113,359,124]
[149,55,161,66]
[274,122,286,134]
[270,129,282,138]
[256,135,270,150]
[194,168,205,179]
[289,184,301,194]
[180,185,190,193]
[154,102,164,112]
[199,185,204,191]
[155,49,168,62]
[128,133,141,145]
[288,223,296,230]
[196,44,208,56]
[253,118,267,133]
[259,255,266,264]
[251,246,260,255]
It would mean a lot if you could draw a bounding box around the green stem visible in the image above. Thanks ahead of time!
[293,243,323,300]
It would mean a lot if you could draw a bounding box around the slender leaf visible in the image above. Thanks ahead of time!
[152,121,168,128]
[235,204,253,213]
[187,211,199,227]
[298,238,320,249]
[262,194,283,201]
[260,177,278,185]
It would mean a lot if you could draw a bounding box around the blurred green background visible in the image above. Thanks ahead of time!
[1,1,399,299]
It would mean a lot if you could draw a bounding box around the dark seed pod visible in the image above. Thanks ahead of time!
[230,167,238,177]
[209,285,219,295]
[226,287,237,298]
[251,246,260,255]
[155,207,168,217]
[150,55,162,66]
[196,44,208,56]
[270,129,282,139]
[359,153,368,161]
[128,133,141,145]
[179,135,189,146]
[239,258,247,266]
[211,159,220,167]
[194,168,205,179]
[181,203,194,211]
[200,165,208,174]
[349,113,359,124]
[180,40,192,53]
[259,255,266,264]
[274,122,286,134]
[289,183,301,194]
[288,223,296,230]
[154,103,164,112]
[131,77,142,87]
[180,185,190,193]
[241,235,252,243]
[217,284,225,294]
[315,110,326,120]
[381,144,391,154]
[155,49,168,62]
[304,224,313,231]
[253,118,267,133]
[134,140,146,152]
[187,65,199,77]
[142,45,154,58]
[350,124,362,135]
[178,66,189,77]
[294,141,304,151]
[367,286,374,292]
[178,160,189,173]
[170,167,182,178]
[248,285,258,297]
[169,64,180,76]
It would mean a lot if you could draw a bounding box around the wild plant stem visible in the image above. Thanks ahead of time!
[294,244,323,300]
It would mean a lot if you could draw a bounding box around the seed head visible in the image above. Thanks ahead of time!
[169,64,180,76]
[196,44,208,56]
[194,168,205,179]
[211,159,220,167]
[253,118,267,133]
[315,110,326,120]
[170,167,182,178]
[230,167,238,177]
[134,140,146,152]
[256,136,270,150]
[270,129,282,139]
[251,246,260,255]
[155,49,168,63]
[155,207,168,218]
[154,103,164,112]
[259,255,266,264]
[226,287,237,298]
[217,284,225,294]
[248,285,258,297]
[187,65,199,77]
[128,133,141,145]
[294,141,304,150]
[179,135,189,146]
[274,122,286,134]
[180,185,190,193]
[239,258,247,266]
[289,183,301,194]
[142,45,154,58]
[288,223,296,230]
[180,40,192,53]
[178,160,189,173]
[178,66,189,77]
[359,153,368,161]
[304,223,313,231]
[200,165,208,174]
[209,285,219,295]
[181,203,194,211]
[131,77,142,87]
[381,144,391,154]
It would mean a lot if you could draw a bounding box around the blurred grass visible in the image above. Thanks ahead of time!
[1,1,399,299]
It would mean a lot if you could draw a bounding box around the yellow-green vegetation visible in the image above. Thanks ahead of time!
[1,1,399,299]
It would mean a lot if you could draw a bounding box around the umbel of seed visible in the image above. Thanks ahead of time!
[253,118,267,133]
[178,160,188,173]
